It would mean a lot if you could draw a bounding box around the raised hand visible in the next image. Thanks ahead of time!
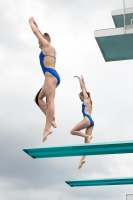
[29,16,34,23]
[74,75,84,89]
[74,75,81,80]
[29,17,38,28]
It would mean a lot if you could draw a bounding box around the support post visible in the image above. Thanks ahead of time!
[123,0,126,32]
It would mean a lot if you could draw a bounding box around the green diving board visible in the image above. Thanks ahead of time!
[95,27,133,61]
[23,140,133,159]
[112,8,133,28]
[65,177,133,187]
[112,9,124,28]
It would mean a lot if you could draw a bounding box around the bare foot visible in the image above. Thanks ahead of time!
[85,135,93,143]
[51,120,57,128]
[42,130,52,142]
[78,160,86,169]
[51,117,57,128]
[84,134,89,138]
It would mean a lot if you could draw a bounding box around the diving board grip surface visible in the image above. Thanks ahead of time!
[94,27,133,62]
[65,177,133,187]
[23,140,133,159]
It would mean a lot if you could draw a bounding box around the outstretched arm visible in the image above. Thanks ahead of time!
[74,76,88,98]
[29,17,49,47]
[81,75,87,92]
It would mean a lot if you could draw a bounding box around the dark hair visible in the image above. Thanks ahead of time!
[80,91,92,105]
[44,33,51,42]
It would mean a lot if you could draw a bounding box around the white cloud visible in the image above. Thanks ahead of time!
[0,0,133,200]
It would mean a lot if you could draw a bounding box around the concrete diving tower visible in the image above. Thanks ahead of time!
[23,140,133,159]
[112,8,133,28]
[95,8,133,62]
[65,177,133,187]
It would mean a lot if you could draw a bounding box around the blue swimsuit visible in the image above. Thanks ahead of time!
[82,103,94,127]
[39,51,61,86]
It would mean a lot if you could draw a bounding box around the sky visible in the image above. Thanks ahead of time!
[1,0,133,200]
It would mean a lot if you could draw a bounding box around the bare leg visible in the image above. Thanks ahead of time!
[78,126,94,169]
[70,118,90,138]
[84,125,94,143]
[42,73,57,142]
[35,88,57,128]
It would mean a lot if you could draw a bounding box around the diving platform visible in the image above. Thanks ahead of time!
[65,177,133,187]
[95,27,133,61]
[95,7,133,62]
[23,140,133,159]
[112,8,133,28]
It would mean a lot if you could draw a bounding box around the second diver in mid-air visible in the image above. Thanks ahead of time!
[70,75,94,169]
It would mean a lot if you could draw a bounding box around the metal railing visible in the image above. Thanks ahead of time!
[123,0,133,28]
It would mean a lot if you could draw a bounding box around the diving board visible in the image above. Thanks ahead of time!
[65,177,133,187]
[112,9,124,28]
[111,8,133,28]
[23,140,133,159]
[95,27,133,61]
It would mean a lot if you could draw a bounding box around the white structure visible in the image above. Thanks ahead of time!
[126,194,133,200]
[123,0,133,27]
[94,1,133,62]
[111,7,133,28]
